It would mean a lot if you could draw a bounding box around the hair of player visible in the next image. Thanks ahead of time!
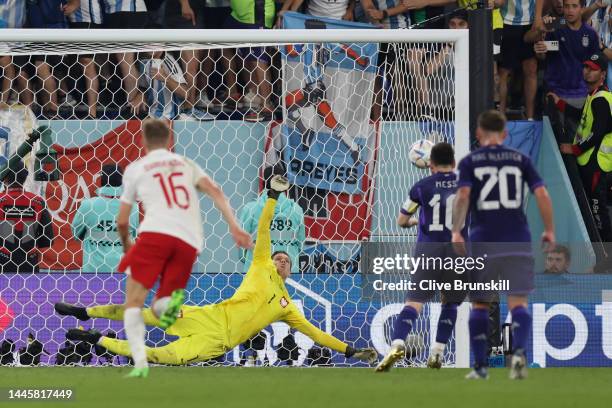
[551,245,571,262]
[100,163,124,187]
[3,160,29,187]
[477,110,507,133]
[430,142,455,166]
[564,0,585,7]
[142,118,171,147]
[272,250,292,267]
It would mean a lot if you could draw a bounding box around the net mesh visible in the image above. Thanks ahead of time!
[0,36,462,367]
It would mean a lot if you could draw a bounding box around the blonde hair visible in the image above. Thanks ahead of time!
[142,118,171,147]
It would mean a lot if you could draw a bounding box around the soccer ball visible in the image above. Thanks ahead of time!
[409,139,434,169]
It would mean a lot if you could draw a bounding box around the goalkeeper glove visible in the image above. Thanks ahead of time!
[345,346,378,364]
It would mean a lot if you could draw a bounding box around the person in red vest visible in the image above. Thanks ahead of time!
[0,160,54,273]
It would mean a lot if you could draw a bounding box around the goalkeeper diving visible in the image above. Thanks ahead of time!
[56,176,377,365]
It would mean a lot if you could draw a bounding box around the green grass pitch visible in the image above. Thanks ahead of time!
[0,367,609,408]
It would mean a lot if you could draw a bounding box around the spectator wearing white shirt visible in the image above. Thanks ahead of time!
[68,1,104,118]
[287,0,355,21]
[0,0,27,106]
[102,0,149,115]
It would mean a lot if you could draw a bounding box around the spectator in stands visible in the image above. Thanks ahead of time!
[401,0,450,30]
[0,161,54,273]
[67,1,103,118]
[287,0,355,21]
[142,51,212,120]
[550,51,612,241]
[586,2,612,89]
[425,9,468,119]
[528,0,599,136]
[499,0,539,120]
[543,245,571,274]
[225,0,277,122]
[0,0,27,106]
[163,0,205,114]
[23,0,79,116]
[199,0,233,111]
[361,0,410,28]
[72,164,139,273]
[102,0,149,115]
[361,0,411,119]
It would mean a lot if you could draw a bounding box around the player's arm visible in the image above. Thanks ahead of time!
[524,157,556,246]
[398,187,420,228]
[534,186,555,246]
[283,306,377,362]
[117,203,134,253]
[451,186,470,255]
[196,173,252,249]
[118,166,137,252]
[252,197,278,264]
[397,210,418,228]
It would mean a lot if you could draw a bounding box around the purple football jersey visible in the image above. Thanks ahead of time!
[457,144,544,243]
[401,171,460,243]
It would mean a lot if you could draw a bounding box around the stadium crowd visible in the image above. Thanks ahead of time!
[1,0,610,122]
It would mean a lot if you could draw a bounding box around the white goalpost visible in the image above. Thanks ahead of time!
[0,28,470,367]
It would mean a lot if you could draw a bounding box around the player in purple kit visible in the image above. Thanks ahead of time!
[451,110,555,380]
[376,142,467,372]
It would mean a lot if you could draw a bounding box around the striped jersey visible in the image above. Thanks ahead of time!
[143,54,186,120]
[501,0,535,26]
[102,0,146,14]
[371,0,409,29]
[307,0,350,20]
[69,0,104,24]
[0,0,26,28]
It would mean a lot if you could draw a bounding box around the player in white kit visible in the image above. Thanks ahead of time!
[116,118,252,378]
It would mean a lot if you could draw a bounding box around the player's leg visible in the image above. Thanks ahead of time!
[507,294,530,380]
[154,238,198,329]
[428,302,460,369]
[67,329,184,366]
[504,255,535,380]
[117,233,169,377]
[375,301,423,372]
[55,302,161,326]
[465,301,490,379]
[124,276,150,377]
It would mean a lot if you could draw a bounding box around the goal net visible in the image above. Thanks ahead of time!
[0,24,469,367]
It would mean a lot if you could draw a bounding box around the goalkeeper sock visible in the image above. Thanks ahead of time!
[392,305,418,343]
[152,296,171,318]
[510,306,531,355]
[124,307,148,369]
[435,303,458,346]
[469,308,489,368]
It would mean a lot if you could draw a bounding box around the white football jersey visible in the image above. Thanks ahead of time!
[307,0,350,20]
[121,149,206,251]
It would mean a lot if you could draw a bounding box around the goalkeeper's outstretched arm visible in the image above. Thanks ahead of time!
[283,305,377,363]
[252,196,277,265]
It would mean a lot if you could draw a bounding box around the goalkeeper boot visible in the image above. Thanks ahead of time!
[426,351,443,370]
[55,303,90,321]
[66,328,101,344]
[465,366,489,380]
[509,351,528,380]
[125,367,149,379]
[159,289,185,330]
[375,342,405,372]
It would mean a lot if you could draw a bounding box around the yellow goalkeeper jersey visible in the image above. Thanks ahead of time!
[187,198,348,355]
